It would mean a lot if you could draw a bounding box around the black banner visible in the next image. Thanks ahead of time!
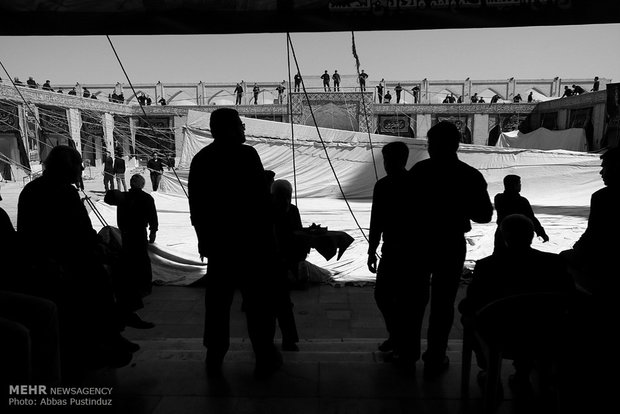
[1,1,618,35]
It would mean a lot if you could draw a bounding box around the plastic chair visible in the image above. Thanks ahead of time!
[460,292,573,413]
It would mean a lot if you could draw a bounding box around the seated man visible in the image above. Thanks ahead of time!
[460,214,575,390]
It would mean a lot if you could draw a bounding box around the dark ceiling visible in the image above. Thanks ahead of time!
[1,1,619,36]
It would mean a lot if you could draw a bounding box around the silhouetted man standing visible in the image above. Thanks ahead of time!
[408,121,493,377]
[105,174,158,330]
[493,174,548,254]
[367,142,413,362]
[188,108,281,378]
[147,152,164,191]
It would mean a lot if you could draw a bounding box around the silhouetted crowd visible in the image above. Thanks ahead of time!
[1,108,617,413]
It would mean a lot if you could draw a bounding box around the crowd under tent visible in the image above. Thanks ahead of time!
[89,113,604,286]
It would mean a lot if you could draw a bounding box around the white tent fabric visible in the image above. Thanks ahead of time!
[496,127,587,152]
[90,112,604,284]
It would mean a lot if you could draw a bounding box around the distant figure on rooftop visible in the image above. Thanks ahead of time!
[27,77,37,88]
[368,141,412,361]
[68,88,77,96]
[138,93,147,106]
[384,91,392,103]
[359,69,368,92]
[572,84,586,95]
[490,94,500,103]
[234,83,243,105]
[406,121,493,378]
[294,72,302,92]
[493,174,549,254]
[470,93,479,103]
[513,93,523,103]
[252,83,260,104]
[478,96,486,103]
[377,80,384,103]
[146,95,152,106]
[591,76,600,92]
[395,83,403,103]
[412,85,420,103]
[83,88,91,98]
[276,81,286,104]
[561,86,573,98]
[42,80,53,91]
[528,91,534,102]
[13,77,23,86]
[188,107,281,378]
[443,95,450,104]
[158,97,166,106]
[321,70,330,92]
[332,70,341,91]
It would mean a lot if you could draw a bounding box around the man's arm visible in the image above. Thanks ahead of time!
[522,197,548,241]
[367,182,384,273]
[468,169,493,224]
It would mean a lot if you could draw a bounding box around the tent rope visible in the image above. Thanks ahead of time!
[106,35,189,199]
[351,31,379,181]
[287,33,369,243]
[285,32,298,205]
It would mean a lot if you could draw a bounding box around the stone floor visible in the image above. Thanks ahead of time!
[63,284,578,414]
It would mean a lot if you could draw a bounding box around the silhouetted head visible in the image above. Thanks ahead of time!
[572,84,576,88]
[600,147,620,187]
[43,145,83,185]
[210,108,245,144]
[500,214,534,250]
[272,179,293,213]
[427,121,460,160]
[130,174,145,190]
[594,76,599,81]
[503,174,521,193]
[382,141,409,175]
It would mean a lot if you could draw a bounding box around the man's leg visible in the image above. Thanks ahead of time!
[374,255,398,350]
[203,266,236,374]
[425,239,466,364]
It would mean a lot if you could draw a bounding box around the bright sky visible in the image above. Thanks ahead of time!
[0,24,619,85]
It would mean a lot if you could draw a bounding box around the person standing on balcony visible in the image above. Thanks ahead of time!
[294,72,302,92]
[276,81,286,104]
[252,83,260,104]
[321,70,331,92]
[332,70,341,91]
[377,79,384,103]
[234,83,244,105]
[395,83,403,104]
[359,70,368,92]
[412,85,420,103]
